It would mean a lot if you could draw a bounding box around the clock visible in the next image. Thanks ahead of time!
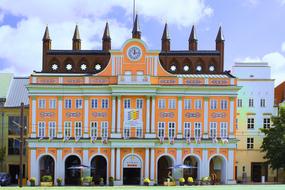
[127,46,142,61]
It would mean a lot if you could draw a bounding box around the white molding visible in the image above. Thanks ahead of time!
[203,98,209,138]
[111,148,115,178]
[117,97,121,134]
[177,97,182,138]
[151,96,155,133]
[32,99,36,136]
[146,96,150,134]
[84,98,89,138]
[116,148,121,180]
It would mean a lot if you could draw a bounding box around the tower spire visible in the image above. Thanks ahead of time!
[215,26,225,71]
[161,23,170,52]
[216,26,224,42]
[72,25,81,50]
[102,22,111,51]
[42,26,50,40]
[132,14,141,39]
[189,25,198,51]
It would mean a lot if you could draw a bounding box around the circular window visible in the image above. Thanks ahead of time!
[51,64,58,71]
[95,64,101,71]
[183,65,189,71]
[209,65,215,72]
[170,65,176,71]
[80,64,87,71]
[196,65,202,72]
[66,64,72,71]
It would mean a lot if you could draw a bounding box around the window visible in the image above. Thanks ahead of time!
[64,122,72,138]
[124,99,131,109]
[194,100,202,109]
[184,122,191,138]
[260,99,266,107]
[75,122,82,138]
[39,99,46,109]
[209,122,217,139]
[75,99,83,109]
[220,122,228,139]
[8,138,26,155]
[168,99,176,109]
[168,122,175,138]
[65,99,72,109]
[263,118,270,129]
[194,122,201,139]
[249,98,254,107]
[184,99,191,110]
[49,99,56,109]
[101,122,108,138]
[48,121,56,138]
[158,99,166,109]
[8,116,27,135]
[102,99,109,109]
[210,100,217,110]
[136,99,143,109]
[38,122,45,138]
[123,126,130,139]
[221,100,228,110]
[237,99,242,108]
[236,118,239,129]
[247,118,254,129]
[136,127,143,138]
[247,138,254,149]
[90,122,98,138]
[158,122,165,138]
[91,99,98,109]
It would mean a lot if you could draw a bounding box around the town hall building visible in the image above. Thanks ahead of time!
[26,15,240,185]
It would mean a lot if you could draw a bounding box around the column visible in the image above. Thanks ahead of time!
[56,149,64,185]
[116,96,121,138]
[111,96,116,133]
[203,97,209,139]
[57,97,63,138]
[177,97,182,139]
[150,148,155,181]
[31,97,36,138]
[83,97,89,138]
[115,148,121,181]
[83,149,89,166]
[229,97,235,138]
[201,149,209,179]
[30,149,37,185]
[145,148,150,179]
[176,149,183,179]
[227,149,235,184]
[151,96,156,136]
[111,148,115,178]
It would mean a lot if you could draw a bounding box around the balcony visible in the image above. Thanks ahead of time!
[118,75,151,85]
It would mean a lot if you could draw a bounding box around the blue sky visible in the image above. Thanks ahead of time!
[0,0,285,85]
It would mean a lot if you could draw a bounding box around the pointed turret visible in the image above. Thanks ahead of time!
[132,14,141,39]
[42,26,51,71]
[215,26,225,71]
[161,23,170,52]
[189,25,197,51]
[102,22,111,51]
[72,25,81,50]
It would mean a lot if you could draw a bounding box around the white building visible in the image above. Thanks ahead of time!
[232,62,276,182]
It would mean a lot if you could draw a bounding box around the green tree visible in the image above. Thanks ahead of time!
[261,108,285,180]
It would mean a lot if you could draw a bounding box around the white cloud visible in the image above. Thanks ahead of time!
[0,0,213,76]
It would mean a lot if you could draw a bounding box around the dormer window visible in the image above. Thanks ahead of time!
[95,64,101,71]
[209,65,215,72]
[183,65,190,71]
[170,65,176,71]
[196,65,202,72]
[51,64,58,71]
[80,64,87,71]
[66,64,72,71]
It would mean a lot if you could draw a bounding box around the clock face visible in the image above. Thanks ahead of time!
[127,46,142,61]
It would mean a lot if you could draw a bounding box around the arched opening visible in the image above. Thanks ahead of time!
[91,155,107,185]
[209,156,226,184]
[123,154,142,185]
[65,155,81,186]
[157,155,173,185]
[183,155,199,180]
[39,155,55,184]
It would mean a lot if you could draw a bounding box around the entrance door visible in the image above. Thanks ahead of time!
[251,162,268,182]
[123,168,141,185]
[65,155,81,185]
[9,165,25,184]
